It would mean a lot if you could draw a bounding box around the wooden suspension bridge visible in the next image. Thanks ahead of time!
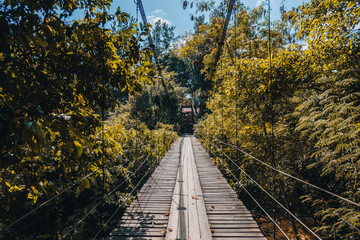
[107,136,266,240]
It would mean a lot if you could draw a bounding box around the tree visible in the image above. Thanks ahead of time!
[295,70,360,238]
[289,1,360,238]
[195,0,360,238]
[128,70,187,131]
[151,19,177,56]
[0,1,172,238]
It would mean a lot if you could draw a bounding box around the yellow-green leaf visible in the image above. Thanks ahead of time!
[74,140,83,158]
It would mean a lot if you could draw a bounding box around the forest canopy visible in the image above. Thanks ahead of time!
[0,0,178,239]
[1,0,360,239]
[191,0,360,239]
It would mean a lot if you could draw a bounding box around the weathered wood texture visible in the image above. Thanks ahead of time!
[191,136,266,240]
[166,137,212,240]
[107,137,266,240]
[107,139,182,240]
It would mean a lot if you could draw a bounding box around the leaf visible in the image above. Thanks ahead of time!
[34,121,46,144]
[74,140,83,158]
[31,186,38,194]
[209,205,216,211]
[34,37,49,48]
[78,178,90,192]
[347,1,356,9]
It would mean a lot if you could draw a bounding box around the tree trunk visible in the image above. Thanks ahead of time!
[278,179,300,240]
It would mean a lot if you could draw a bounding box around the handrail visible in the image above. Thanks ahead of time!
[198,131,360,208]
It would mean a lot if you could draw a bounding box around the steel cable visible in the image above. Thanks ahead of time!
[200,132,360,208]
[113,140,182,224]
[203,143,290,240]
[1,160,113,233]
[206,138,322,239]
[90,159,158,240]
[61,152,152,239]
[1,138,153,233]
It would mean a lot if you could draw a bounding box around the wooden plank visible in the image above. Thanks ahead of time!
[164,143,181,240]
[108,237,165,240]
[187,137,202,240]
[213,238,266,240]
[166,137,212,240]
[191,136,266,240]
[109,137,266,240]
[190,138,213,240]
[211,232,266,237]
[107,138,182,240]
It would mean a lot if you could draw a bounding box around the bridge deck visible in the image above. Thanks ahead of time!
[108,136,265,240]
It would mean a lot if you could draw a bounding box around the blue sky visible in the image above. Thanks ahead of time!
[115,0,309,36]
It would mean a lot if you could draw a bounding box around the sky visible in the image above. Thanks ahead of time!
[114,0,310,36]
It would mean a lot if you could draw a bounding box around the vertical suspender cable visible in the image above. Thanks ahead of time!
[234,5,238,144]
[213,99,216,136]
[100,8,106,231]
[234,4,240,164]
[221,58,224,142]
[266,1,276,239]
[267,0,273,159]
[134,0,139,23]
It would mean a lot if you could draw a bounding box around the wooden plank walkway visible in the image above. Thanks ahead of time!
[191,137,266,240]
[108,136,266,240]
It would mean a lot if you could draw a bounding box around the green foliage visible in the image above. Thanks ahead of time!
[0,107,177,239]
[182,0,216,20]
[0,0,177,239]
[151,20,178,56]
[194,0,360,239]
[127,71,187,131]
[295,70,360,238]
[2,0,360,238]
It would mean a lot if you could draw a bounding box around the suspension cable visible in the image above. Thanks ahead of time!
[206,138,322,240]
[102,144,169,230]
[221,57,224,140]
[116,140,181,221]
[135,0,169,99]
[201,132,360,208]
[266,1,277,238]
[91,148,166,239]
[203,142,290,240]
[234,5,238,141]
[325,203,360,234]
[1,160,113,233]
[101,9,106,228]
[91,135,176,239]
[117,157,181,234]
[148,163,180,207]
[1,136,153,233]
[62,152,154,239]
